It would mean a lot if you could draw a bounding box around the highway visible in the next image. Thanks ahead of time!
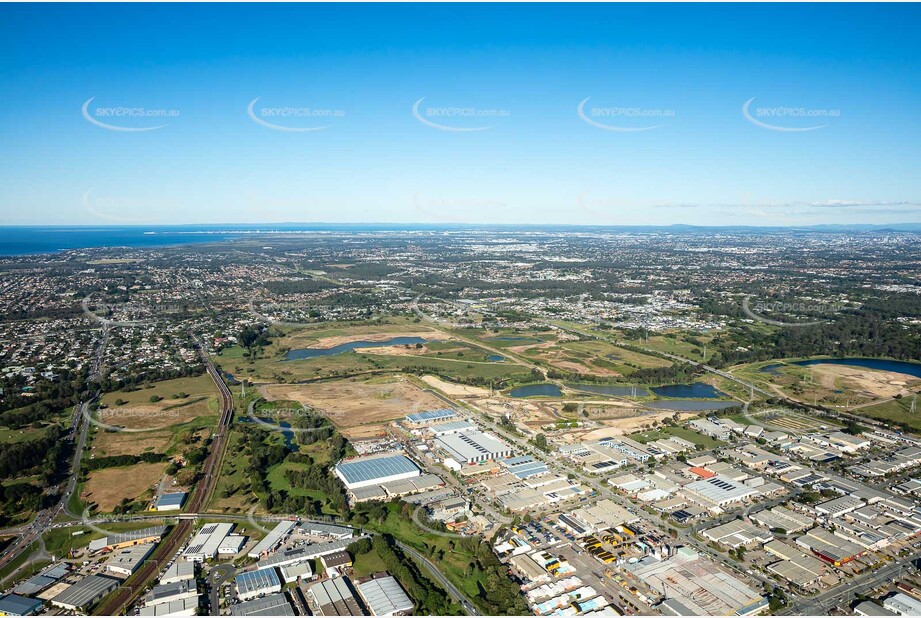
[92,338,234,616]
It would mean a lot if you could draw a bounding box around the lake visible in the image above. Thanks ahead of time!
[509,383,562,397]
[285,336,429,360]
[645,400,740,411]
[566,383,651,397]
[650,382,728,398]
[761,357,921,379]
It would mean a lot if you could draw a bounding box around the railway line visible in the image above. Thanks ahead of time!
[92,340,234,616]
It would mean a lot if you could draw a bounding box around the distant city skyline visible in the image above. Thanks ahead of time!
[1,3,919,226]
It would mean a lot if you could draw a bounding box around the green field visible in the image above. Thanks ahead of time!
[629,425,725,449]
[859,397,921,432]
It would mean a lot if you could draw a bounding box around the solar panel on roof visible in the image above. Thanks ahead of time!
[336,454,419,483]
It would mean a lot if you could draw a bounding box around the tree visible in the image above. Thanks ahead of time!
[534,433,548,451]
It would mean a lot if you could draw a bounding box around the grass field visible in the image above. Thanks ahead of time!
[0,425,50,444]
[83,461,166,512]
[351,547,389,577]
[629,425,725,449]
[859,397,921,432]
[210,428,254,512]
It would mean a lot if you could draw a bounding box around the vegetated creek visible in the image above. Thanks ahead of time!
[239,416,297,451]
[760,357,921,379]
[285,336,429,360]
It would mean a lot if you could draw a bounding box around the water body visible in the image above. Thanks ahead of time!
[566,383,651,397]
[650,382,728,398]
[239,417,296,451]
[488,355,505,362]
[761,357,921,379]
[645,400,740,411]
[285,337,428,360]
[509,383,562,397]
[0,225,245,256]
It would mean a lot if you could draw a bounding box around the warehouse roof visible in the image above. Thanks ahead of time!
[235,567,281,595]
[248,520,296,557]
[435,430,510,462]
[230,593,295,616]
[357,576,414,616]
[51,574,120,609]
[406,409,456,423]
[0,593,43,616]
[308,577,364,616]
[336,454,419,485]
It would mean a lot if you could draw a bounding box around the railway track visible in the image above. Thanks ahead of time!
[93,341,234,616]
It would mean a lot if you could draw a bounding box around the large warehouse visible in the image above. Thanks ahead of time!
[235,567,282,602]
[434,430,513,465]
[334,453,420,490]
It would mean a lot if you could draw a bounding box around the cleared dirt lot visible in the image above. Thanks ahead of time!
[83,462,165,512]
[260,377,446,438]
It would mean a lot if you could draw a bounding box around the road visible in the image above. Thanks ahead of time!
[785,554,917,615]
[92,338,234,616]
[394,539,480,616]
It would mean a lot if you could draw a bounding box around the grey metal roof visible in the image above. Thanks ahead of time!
[357,576,414,616]
[51,574,120,609]
[230,593,295,616]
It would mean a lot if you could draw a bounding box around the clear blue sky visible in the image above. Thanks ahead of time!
[1,3,919,226]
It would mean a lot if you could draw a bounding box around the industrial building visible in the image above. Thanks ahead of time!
[357,576,414,616]
[334,453,421,489]
[321,551,353,577]
[307,577,365,616]
[160,561,196,585]
[404,408,456,427]
[88,525,167,553]
[235,567,282,602]
[230,593,295,616]
[184,522,234,562]
[702,520,773,548]
[425,419,476,437]
[219,534,247,555]
[51,574,121,611]
[145,580,198,607]
[139,597,199,617]
[106,542,156,576]
[12,563,70,596]
[279,562,313,584]
[0,594,43,616]
[681,475,758,508]
[153,492,187,511]
[796,527,866,566]
[434,430,512,465]
[750,505,814,533]
[301,523,354,540]
[248,521,296,558]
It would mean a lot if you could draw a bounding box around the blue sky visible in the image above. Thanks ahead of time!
[1,3,919,226]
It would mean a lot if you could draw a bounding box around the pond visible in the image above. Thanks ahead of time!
[285,336,429,360]
[509,383,562,397]
[566,383,651,397]
[488,355,505,362]
[650,382,728,398]
[761,357,921,379]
